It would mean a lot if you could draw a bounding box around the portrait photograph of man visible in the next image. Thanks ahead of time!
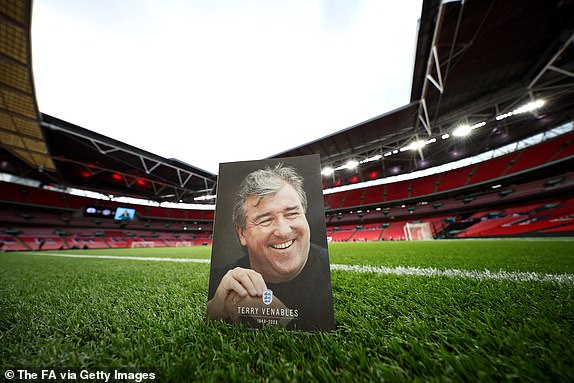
[207,154,335,331]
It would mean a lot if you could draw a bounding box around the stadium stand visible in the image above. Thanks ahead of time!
[353,224,384,242]
[322,130,574,214]
[467,154,517,186]
[0,179,214,250]
[323,161,574,241]
[6,146,571,249]
[434,167,471,193]
[455,197,574,238]
[360,184,386,206]
[384,181,410,203]
[410,174,440,198]
[340,188,365,209]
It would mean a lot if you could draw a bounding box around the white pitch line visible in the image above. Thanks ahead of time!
[330,264,574,286]
[27,252,574,285]
[27,252,210,263]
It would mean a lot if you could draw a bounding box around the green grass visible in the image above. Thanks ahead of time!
[328,239,574,273]
[1,240,573,382]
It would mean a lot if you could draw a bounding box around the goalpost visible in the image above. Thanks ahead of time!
[131,241,155,248]
[404,222,434,241]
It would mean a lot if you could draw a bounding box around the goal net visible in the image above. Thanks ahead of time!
[131,241,155,248]
[403,222,434,241]
[175,241,192,247]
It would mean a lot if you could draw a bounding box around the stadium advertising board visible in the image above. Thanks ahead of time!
[207,155,335,330]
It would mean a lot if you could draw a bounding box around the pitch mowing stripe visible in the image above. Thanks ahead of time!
[25,252,574,285]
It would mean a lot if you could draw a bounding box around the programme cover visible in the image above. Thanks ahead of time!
[206,154,335,330]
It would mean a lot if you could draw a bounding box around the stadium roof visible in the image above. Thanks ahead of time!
[40,113,217,204]
[0,0,55,174]
[1,0,573,204]
[275,0,574,188]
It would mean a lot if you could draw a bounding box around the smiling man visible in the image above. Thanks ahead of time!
[207,161,335,330]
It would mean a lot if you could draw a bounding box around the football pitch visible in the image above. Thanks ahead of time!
[1,239,573,382]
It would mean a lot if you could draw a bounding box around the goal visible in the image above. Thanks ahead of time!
[131,241,155,248]
[175,241,192,247]
[403,222,434,241]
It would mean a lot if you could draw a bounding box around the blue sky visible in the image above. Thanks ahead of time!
[31,0,423,174]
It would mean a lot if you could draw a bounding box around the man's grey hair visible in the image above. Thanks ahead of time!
[232,163,307,231]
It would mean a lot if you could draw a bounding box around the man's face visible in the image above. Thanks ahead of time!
[237,182,310,283]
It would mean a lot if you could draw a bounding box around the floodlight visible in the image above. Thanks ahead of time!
[472,121,486,129]
[496,99,545,120]
[360,154,382,164]
[513,99,545,114]
[345,160,359,169]
[321,167,334,176]
[496,112,513,121]
[194,195,216,201]
[452,124,471,137]
[408,140,426,151]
